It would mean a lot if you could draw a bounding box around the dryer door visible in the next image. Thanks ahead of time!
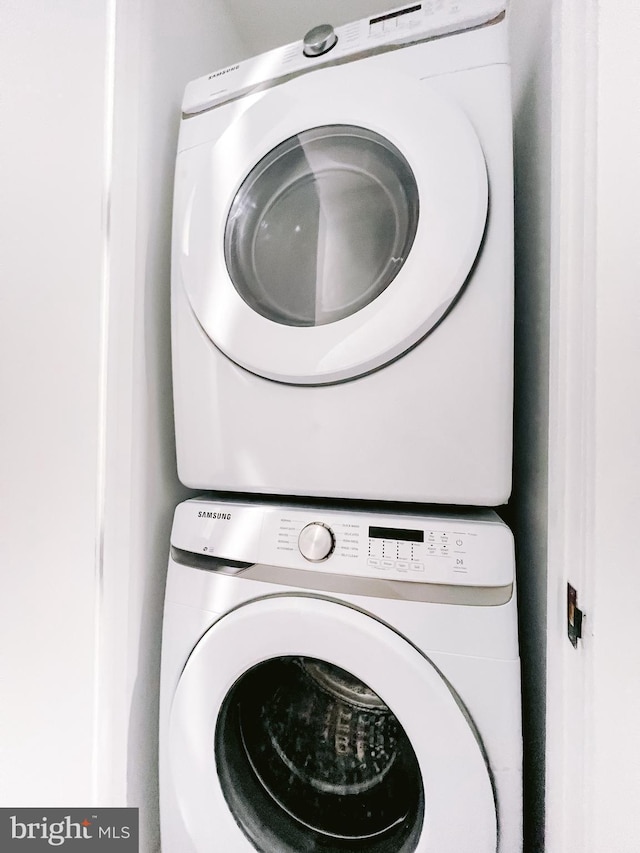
[168,595,497,853]
[177,63,488,384]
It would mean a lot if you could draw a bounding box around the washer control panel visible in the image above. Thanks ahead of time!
[182,0,505,114]
[171,499,514,588]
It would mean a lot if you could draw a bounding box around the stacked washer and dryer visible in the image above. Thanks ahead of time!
[160,2,522,852]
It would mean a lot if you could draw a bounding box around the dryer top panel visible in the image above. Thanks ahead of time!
[182,0,507,116]
[171,497,515,589]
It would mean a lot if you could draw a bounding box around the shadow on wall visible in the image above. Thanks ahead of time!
[509,1,554,850]
[125,174,193,853]
[109,1,245,850]
[126,548,169,853]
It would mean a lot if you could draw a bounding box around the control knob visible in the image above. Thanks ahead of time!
[298,522,335,562]
[303,24,338,57]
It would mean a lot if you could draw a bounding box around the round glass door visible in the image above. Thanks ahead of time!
[177,65,488,384]
[215,656,424,852]
[225,126,419,328]
[168,595,497,852]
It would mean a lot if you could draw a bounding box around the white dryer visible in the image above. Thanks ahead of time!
[159,496,522,853]
[171,0,514,504]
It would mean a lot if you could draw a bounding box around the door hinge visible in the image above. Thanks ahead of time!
[567,583,584,648]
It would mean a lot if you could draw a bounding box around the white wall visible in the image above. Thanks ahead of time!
[224,0,398,57]
[97,2,245,850]
[0,0,108,805]
[589,2,640,848]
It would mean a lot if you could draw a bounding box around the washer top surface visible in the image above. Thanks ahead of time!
[171,496,514,591]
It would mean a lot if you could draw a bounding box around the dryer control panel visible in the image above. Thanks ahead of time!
[182,0,506,115]
[171,498,514,588]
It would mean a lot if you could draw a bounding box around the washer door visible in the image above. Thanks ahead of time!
[177,64,488,384]
[168,596,497,853]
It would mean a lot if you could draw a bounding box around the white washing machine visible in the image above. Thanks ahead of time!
[159,496,522,852]
[171,0,514,505]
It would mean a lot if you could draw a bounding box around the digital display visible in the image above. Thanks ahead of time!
[370,5,422,25]
[369,526,424,543]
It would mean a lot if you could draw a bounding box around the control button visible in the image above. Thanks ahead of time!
[367,558,382,568]
[381,560,395,570]
[396,561,409,572]
[298,523,335,562]
[303,24,338,57]
[410,562,425,573]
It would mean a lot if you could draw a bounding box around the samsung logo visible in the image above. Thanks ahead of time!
[198,511,231,520]
[208,64,239,80]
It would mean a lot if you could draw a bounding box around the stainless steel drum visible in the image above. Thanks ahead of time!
[237,657,423,841]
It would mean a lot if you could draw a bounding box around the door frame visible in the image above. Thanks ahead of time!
[546,1,640,850]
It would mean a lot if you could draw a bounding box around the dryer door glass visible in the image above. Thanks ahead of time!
[215,656,424,853]
[224,125,419,327]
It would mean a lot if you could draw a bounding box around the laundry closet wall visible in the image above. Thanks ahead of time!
[0,0,108,808]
